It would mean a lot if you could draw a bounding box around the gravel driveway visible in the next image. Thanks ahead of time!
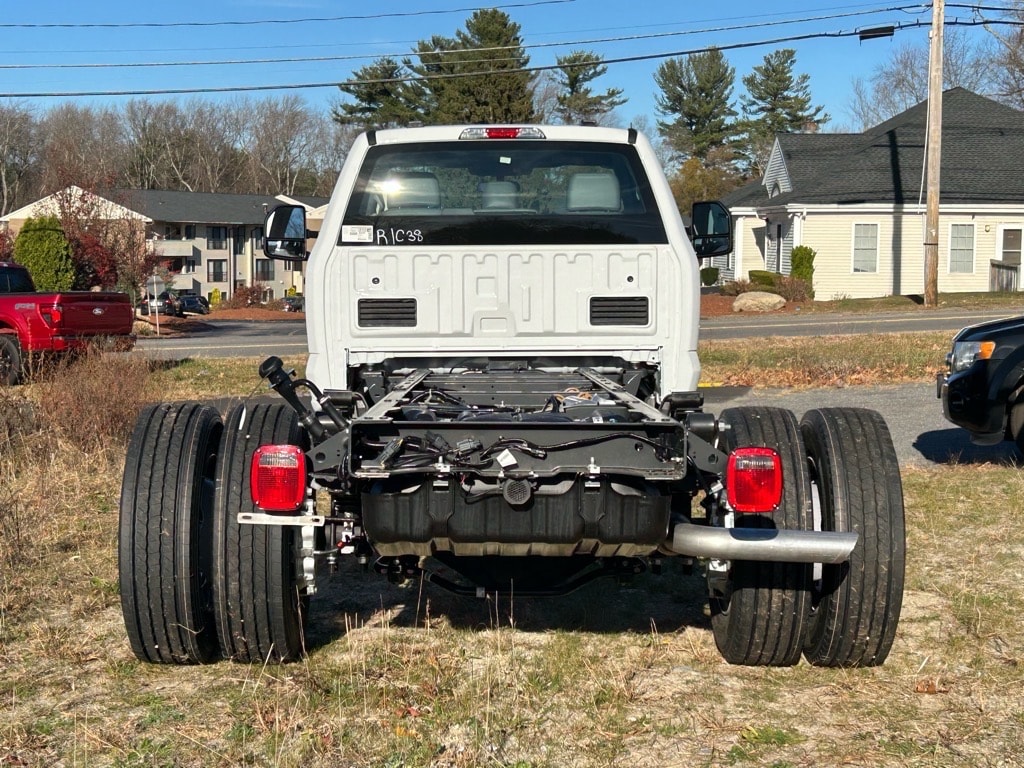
[702,381,1020,468]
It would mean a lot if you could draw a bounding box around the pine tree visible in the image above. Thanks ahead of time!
[333,57,425,129]
[654,49,737,162]
[739,48,828,174]
[13,216,75,291]
[554,50,626,125]
[410,10,535,124]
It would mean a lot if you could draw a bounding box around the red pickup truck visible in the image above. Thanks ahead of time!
[0,261,135,385]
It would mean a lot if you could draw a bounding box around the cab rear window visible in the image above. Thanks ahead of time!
[340,141,667,246]
[0,266,35,293]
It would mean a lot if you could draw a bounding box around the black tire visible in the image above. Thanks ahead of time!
[710,406,813,666]
[119,402,223,664]
[1009,401,1024,456]
[212,402,308,663]
[0,334,23,386]
[800,407,906,667]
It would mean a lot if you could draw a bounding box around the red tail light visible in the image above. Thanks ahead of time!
[726,447,783,513]
[40,304,64,330]
[250,445,307,512]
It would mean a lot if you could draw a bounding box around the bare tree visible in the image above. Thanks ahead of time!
[0,102,37,216]
[985,2,1024,109]
[848,29,996,129]
[183,97,248,193]
[36,103,127,194]
[531,71,561,123]
[243,95,330,196]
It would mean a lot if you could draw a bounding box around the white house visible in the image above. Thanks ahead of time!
[721,88,1024,300]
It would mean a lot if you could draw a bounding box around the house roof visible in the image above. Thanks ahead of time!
[109,189,315,225]
[0,185,152,223]
[756,88,1024,208]
[721,178,768,209]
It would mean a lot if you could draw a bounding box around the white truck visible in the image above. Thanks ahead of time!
[119,124,905,668]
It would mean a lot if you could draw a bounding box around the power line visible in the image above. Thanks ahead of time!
[0,2,922,56]
[0,5,932,72]
[1,13,1013,99]
[0,22,933,99]
[0,0,576,29]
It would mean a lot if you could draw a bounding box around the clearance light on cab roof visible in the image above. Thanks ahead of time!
[459,127,546,140]
[726,447,783,514]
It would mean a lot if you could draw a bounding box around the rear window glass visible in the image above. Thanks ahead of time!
[0,267,35,293]
[341,140,667,246]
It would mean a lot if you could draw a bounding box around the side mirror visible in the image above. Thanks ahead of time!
[690,200,733,259]
[264,205,310,261]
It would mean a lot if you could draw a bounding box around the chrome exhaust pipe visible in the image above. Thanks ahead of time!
[668,522,858,564]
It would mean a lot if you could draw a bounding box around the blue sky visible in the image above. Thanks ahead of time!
[0,1,989,130]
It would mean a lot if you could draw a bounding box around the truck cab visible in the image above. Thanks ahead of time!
[267,124,729,402]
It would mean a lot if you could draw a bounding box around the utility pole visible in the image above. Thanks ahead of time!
[924,0,944,307]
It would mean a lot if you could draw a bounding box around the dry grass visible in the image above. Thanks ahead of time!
[3,349,1024,766]
[698,332,950,388]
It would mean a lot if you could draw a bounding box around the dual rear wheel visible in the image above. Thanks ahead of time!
[119,401,306,664]
[710,406,906,667]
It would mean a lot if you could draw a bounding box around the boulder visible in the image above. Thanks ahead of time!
[732,291,786,313]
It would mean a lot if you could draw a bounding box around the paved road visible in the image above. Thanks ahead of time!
[136,319,307,359]
[703,381,1018,469]
[136,306,1021,357]
[699,307,1016,340]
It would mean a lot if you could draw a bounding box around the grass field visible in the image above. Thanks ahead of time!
[2,341,1023,767]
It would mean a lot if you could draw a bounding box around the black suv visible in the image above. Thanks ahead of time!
[138,292,184,317]
[939,314,1024,449]
[178,295,210,315]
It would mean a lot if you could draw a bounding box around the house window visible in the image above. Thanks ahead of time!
[207,226,227,250]
[184,259,197,274]
[252,227,264,251]
[164,224,182,240]
[255,259,275,282]
[185,224,196,240]
[165,258,184,274]
[208,259,227,282]
[949,223,974,273]
[852,223,878,273]
[1001,228,1021,266]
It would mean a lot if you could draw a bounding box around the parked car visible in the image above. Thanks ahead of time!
[178,294,210,315]
[281,295,305,312]
[137,292,183,317]
[938,314,1024,449]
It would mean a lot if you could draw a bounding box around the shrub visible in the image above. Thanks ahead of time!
[720,279,754,296]
[791,245,816,297]
[700,267,720,287]
[222,284,266,309]
[13,216,75,291]
[35,348,154,452]
[773,275,813,302]
[748,270,777,287]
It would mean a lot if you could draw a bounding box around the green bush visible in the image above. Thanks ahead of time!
[700,267,720,287]
[791,245,816,296]
[748,270,777,287]
[13,216,75,291]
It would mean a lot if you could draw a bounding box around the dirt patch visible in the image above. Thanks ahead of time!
[700,292,812,317]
